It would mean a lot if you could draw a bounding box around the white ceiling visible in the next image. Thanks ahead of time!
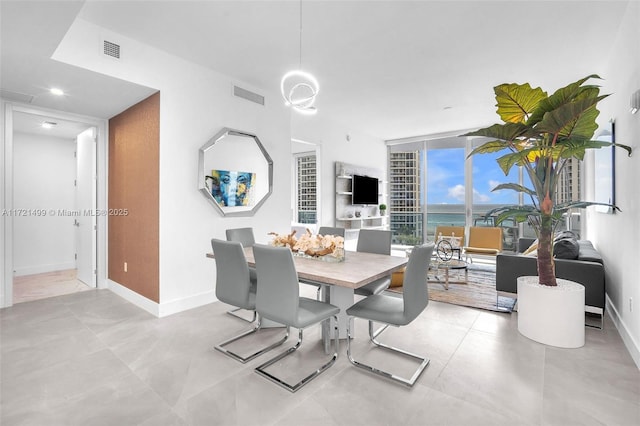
[1,0,632,140]
[12,111,94,140]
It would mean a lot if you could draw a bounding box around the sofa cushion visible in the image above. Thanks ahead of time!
[554,235,579,259]
[521,231,580,259]
[577,240,603,264]
[390,267,405,287]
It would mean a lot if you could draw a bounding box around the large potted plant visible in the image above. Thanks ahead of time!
[464,75,632,347]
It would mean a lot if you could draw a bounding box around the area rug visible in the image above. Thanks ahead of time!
[387,265,517,313]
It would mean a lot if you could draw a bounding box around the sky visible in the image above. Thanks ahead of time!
[426,147,524,205]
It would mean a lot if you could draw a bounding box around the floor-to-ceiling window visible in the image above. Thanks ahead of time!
[388,150,422,245]
[387,135,529,249]
[470,149,521,250]
[388,134,584,249]
[294,152,317,224]
[425,145,466,240]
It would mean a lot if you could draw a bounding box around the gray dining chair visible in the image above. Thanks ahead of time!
[317,226,345,238]
[253,244,340,393]
[225,227,256,248]
[211,239,288,363]
[225,227,257,322]
[355,229,393,296]
[346,242,434,387]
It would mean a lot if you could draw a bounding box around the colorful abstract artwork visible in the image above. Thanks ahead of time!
[208,169,255,207]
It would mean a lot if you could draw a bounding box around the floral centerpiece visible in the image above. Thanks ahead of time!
[269,229,345,262]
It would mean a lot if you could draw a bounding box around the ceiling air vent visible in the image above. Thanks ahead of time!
[233,85,264,106]
[103,40,121,59]
[0,89,34,103]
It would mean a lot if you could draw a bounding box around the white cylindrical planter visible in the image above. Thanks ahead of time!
[517,276,585,348]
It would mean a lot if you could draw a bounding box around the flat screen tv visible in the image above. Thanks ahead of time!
[352,174,379,205]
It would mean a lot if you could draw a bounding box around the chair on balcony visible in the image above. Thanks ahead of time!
[463,226,503,263]
[434,225,465,260]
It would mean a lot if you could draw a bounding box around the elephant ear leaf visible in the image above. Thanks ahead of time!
[494,83,547,124]
[527,74,602,126]
[536,95,608,139]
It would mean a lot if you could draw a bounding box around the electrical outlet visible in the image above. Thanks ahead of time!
[124,262,128,272]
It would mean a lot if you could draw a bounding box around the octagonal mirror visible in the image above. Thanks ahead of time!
[198,128,273,216]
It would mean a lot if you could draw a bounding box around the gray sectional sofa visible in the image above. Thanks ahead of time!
[496,237,605,318]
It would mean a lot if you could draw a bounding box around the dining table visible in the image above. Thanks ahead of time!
[207,246,408,344]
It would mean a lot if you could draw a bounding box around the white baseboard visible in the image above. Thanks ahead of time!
[14,262,76,276]
[606,294,640,370]
[106,279,217,318]
[107,279,159,316]
[158,290,217,317]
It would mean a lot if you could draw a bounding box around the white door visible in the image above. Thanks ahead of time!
[75,128,97,287]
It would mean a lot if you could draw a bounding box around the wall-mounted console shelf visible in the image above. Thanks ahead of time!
[335,161,388,232]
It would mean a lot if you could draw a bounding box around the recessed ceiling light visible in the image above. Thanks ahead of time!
[50,88,64,96]
[42,121,57,129]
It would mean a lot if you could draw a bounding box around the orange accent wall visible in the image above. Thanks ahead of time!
[108,92,160,303]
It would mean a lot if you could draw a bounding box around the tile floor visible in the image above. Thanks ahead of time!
[1,287,638,426]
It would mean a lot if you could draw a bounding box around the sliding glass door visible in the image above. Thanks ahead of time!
[470,149,521,250]
[425,146,466,240]
[388,135,526,249]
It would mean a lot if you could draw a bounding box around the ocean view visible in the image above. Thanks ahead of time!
[425,204,506,238]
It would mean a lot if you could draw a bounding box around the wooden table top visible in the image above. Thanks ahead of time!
[207,247,407,290]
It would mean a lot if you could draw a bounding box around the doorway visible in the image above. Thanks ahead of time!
[2,104,106,307]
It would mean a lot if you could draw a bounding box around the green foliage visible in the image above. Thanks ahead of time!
[464,75,633,286]
[464,75,632,217]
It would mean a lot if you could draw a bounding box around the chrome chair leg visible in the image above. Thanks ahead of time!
[215,318,289,363]
[346,318,430,387]
[255,316,339,393]
[226,307,257,323]
[370,322,389,339]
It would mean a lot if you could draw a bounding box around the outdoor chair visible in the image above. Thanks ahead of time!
[463,226,503,263]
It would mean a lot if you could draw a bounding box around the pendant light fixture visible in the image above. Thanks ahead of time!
[281,0,319,115]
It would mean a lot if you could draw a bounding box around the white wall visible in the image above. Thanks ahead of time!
[585,0,640,367]
[291,115,386,231]
[53,18,388,316]
[53,19,292,315]
[1,100,7,307]
[13,132,76,275]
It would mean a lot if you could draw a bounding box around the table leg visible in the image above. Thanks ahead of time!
[322,285,353,342]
